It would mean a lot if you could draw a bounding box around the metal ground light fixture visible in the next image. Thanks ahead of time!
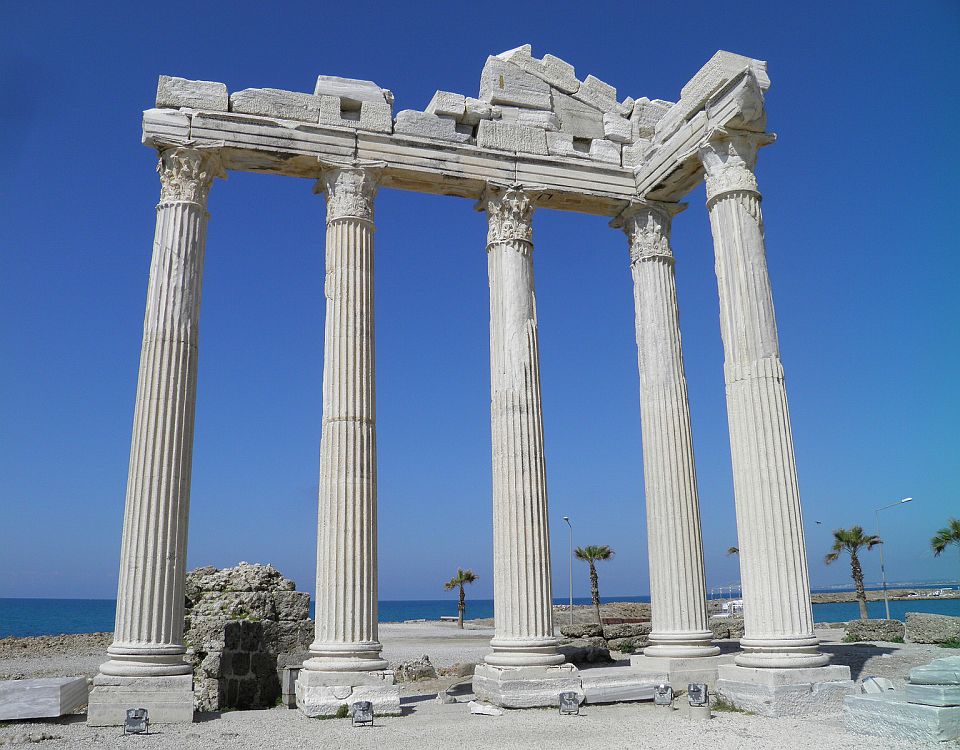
[654,684,674,708]
[351,701,374,727]
[558,691,580,715]
[122,708,149,735]
[687,683,711,720]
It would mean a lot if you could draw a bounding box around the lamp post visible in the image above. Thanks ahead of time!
[875,497,914,620]
[563,516,573,627]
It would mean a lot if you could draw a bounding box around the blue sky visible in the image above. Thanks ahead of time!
[1,1,957,603]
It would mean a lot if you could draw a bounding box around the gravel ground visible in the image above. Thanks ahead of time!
[1,624,955,748]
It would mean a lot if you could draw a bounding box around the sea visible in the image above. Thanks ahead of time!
[2,594,960,638]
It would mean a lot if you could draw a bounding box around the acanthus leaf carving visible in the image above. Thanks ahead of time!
[157,147,223,205]
[321,166,380,223]
[617,201,683,265]
[484,186,534,246]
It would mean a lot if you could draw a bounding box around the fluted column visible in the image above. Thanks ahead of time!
[100,146,222,677]
[618,201,719,659]
[303,165,387,673]
[482,185,563,668]
[699,130,827,668]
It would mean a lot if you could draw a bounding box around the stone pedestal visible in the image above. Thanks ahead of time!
[473,664,580,708]
[481,185,562,671]
[630,652,735,691]
[0,678,88,721]
[716,663,854,717]
[616,200,717,660]
[844,693,960,743]
[86,675,195,726]
[90,147,222,725]
[699,131,826,670]
[296,669,400,717]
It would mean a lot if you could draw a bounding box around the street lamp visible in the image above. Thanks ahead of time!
[563,516,573,626]
[875,497,914,620]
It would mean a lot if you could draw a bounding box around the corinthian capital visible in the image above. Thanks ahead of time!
[614,200,685,265]
[157,147,224,205]
[698,129,775,203]
[319,166,380,223]
[483,186,534,246]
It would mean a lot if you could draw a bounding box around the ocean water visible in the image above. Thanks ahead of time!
[0,596,649,638]
[2,595,959,638]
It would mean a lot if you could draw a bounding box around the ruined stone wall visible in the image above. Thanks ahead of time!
[183,563,313,711]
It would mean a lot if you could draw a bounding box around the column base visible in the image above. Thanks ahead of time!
[472,663,580,708]
[86,674,194,726]
[484,636,565,667]
[295,669,400,717]
[644,630,720,659]
[735,635,829,668]
[716,663,855,717]
[302,640,388,673]
[630,652,736,691]
[99,642,193,677]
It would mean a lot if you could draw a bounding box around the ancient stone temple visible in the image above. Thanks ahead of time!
[88,45,852,723]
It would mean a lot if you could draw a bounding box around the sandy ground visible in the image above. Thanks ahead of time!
[0,625,955,748]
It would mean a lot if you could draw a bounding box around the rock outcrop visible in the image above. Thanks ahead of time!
[844,619,905,643]
[905,613,960,644]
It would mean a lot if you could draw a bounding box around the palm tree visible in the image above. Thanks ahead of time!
[726,546,739,556]
[443,568,478,629]
[824,526,882,620]
[931,518,960,587]
[575,545,615,625]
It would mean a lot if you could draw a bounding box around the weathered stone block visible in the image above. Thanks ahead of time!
[479,56,552,110]
[602,622,651,640]
[318,96,392,133]
[553,91,604,138]
[907,683,960,707]
[716,664,855,717]
[313,75,387,106]
[395,655,437,682]
[622,140,650,169]
[261,620,312,654]
[0,678,88,721]
[572,74,618,113]
[518,110,560,131]
[545,132,590,159]
[472,664,581,709]
[156,76,228,111]
[239,620,262,652]
[709,617,745,640]
[906,613,960,644]
[477,120,548,155]
[462,97,495,126]
[581,668,660,704]
[230,88,321,123]
[910,656,960,685]
[559,623,603,638]
[602,112,632,143]
[86,675,194,726]
[295,669,399,717]
[425,91,466,118]
[844,618,905,642]
[494,45,580,94]
[273,591,310,621]
[394,110,471,143]
[230,652,250,676]
[589,138,621,164]
[844,693,960,743]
